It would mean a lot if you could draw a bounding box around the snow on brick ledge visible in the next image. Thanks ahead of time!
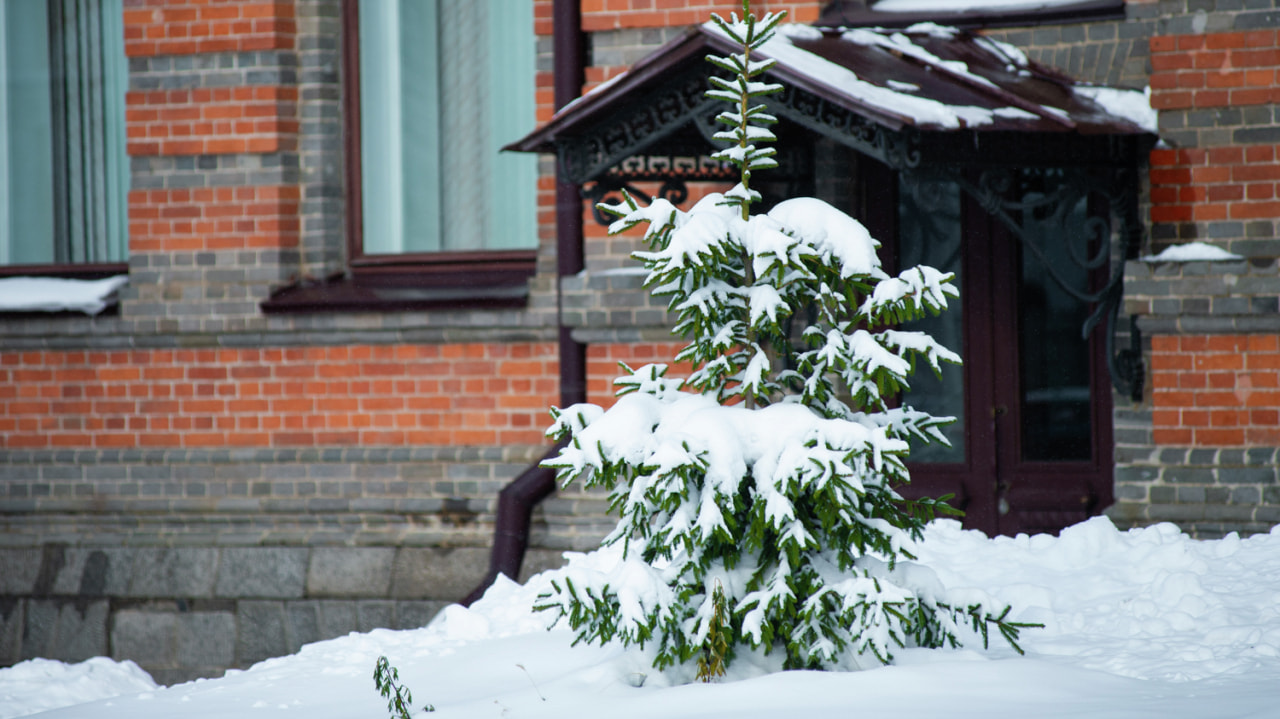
[0,275,129,315]
[1141,242,1244,263]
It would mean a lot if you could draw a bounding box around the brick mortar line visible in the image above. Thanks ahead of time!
[129,50,299,92]
[0,324,562,349]
[0,446,548,465]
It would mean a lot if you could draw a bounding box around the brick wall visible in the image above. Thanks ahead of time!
[1147,29,1280,250]
[123,0,296,56]
[1151,334,1280,446]
[1149,31,1280,112]
[127,86,299,156]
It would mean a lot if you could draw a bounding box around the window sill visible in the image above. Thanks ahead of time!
[261,251,538,314]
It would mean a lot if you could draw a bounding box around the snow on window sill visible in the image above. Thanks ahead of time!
[0,275,129,316]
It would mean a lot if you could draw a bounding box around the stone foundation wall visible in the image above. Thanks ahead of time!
[0,544,564,685]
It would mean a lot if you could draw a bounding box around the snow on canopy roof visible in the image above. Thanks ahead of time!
[508,20,1153,155]
[873,0,1110,13]
[817,0,1124,29]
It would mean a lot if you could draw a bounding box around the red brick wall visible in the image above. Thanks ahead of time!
[1150,146,1280,224]
[1148,30,1280,229]
[130,186,300,253]
[123,0,296,56]
[580,0,820,31]
[126,86,299,157]
[1150,334,1280,446]
[1149,31,1280,112]
[0,344,559,450]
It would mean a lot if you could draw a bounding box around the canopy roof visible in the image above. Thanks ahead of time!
[508,22,1155,182]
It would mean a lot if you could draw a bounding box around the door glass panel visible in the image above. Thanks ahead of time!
[898,176,964,463]
[1017,193,1093,461]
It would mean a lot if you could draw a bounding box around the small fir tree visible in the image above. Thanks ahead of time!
[538,1,1034,674]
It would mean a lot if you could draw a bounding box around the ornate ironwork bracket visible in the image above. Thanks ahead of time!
[904,164,1145,400]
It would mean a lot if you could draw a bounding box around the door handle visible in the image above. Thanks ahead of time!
[991,404,1007,418]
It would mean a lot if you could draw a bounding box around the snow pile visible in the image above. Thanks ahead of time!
[1142,241,1245,263]
[0,276,128,315]
[908,518,1280,682]
[0,658,157,719]
[10,517,1280,719]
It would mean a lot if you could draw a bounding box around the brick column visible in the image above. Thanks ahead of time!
[123,0,302,333]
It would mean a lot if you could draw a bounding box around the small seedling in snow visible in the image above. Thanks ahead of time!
[515,663,547,701]
[373,656,433,717]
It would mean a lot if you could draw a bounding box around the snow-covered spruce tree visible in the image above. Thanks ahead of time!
[538,1,1033,675]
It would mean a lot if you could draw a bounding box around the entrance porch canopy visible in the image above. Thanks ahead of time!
[508,21,1156,183]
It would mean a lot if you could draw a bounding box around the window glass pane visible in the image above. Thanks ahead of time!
[1018,191,1093,462]
[485,0,536,250]
[359,0,536,255]
[898,176,965,464]
[1,0,56,265]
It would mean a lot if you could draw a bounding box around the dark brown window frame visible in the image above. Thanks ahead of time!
[0,263,127,280]
[262,0,538,314]
[817,0,1126,29]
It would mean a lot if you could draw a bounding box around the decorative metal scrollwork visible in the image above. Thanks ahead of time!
[558,69,719,185]
[770,85,921,171]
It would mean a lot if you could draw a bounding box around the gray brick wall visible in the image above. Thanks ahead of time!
[1109,445,1280,538]
[0,447,610,551]
[1126,257,1280,335]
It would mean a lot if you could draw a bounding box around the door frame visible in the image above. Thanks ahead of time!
[864,161,1115,537]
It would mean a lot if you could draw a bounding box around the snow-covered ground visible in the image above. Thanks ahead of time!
[6,517,1280,719]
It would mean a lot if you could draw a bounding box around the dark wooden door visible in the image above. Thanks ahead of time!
[888,171,1114,537]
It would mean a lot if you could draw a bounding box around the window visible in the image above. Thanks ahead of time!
[264,0,539,313]
[0,0,128,272]
[351,0,537,262]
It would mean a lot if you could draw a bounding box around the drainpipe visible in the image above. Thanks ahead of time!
[462,0,586,607]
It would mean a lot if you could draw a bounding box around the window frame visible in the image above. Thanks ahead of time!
[268,0,536,314]
[0,0,129,281]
